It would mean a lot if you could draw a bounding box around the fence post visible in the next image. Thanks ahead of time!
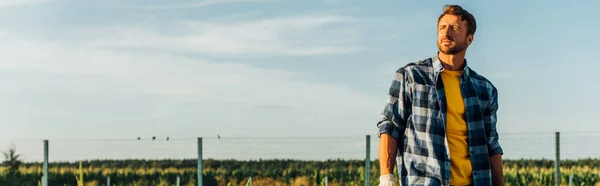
[365,135,371,186]
[555,132,561,186]
[325,177,328,186]
[43,140,49,186]
[198,137,203,186]
[107,176,110,186]
[176,176,180,186]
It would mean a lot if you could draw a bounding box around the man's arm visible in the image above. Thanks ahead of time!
[485,86,504,185]
[379,134,397,175]
[377,67,411,181]
[490,154,504,186]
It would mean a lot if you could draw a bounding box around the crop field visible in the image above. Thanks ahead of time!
[0,159,599,186]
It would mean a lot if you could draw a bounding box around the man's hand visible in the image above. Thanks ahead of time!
[378,174,395,186]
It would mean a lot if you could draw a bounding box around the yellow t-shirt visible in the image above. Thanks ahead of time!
[441,69,472,185]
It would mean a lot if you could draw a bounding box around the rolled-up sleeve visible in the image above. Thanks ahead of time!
[485,86,504,156]
[377,67,411,142]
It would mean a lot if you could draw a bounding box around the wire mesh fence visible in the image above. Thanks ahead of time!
[202,136,368,161]
[0,132,599,185]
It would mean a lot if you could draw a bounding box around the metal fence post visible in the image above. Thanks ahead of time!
[555,132,561,186]
[365,135,371,186]
[198,137,203,186]
[43,140,49,186]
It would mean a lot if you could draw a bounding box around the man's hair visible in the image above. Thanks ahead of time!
[438,5,476,36]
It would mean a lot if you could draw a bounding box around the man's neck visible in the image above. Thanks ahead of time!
[438,51,466,71]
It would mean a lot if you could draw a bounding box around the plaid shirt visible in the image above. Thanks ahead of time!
[377,53,503,186]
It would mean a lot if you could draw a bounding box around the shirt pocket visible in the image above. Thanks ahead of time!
[411,84,437,118]
[405,153,441,182]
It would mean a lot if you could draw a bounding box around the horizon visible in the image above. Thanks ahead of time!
[3,131,599,163]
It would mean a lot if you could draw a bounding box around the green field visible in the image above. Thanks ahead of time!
[0,159,599,186]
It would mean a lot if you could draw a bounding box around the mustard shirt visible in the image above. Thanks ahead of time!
[441,69,472,185]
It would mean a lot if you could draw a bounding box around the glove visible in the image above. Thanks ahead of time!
[378,174,395,186]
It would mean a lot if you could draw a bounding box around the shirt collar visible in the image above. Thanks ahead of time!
[431,52,471,82]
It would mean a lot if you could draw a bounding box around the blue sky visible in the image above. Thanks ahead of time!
[1,0,599,160]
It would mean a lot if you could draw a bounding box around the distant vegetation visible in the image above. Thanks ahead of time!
[0,158,599,186]
[1,144,599,185]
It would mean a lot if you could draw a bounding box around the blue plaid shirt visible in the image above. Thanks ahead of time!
[377,53,503,186]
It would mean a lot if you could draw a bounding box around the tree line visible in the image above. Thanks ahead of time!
[2,144,599,185]
[19,158,600,169]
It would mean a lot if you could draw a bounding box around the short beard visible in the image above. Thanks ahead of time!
[438,39,467,54]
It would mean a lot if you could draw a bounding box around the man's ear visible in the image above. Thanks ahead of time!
[467,34,474,46]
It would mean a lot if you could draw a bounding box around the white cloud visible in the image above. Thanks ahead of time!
[0,2,384,160]
[137,0,275,10]
[0,20,379,141]
[64,14,360,56]
[0,0,49,8]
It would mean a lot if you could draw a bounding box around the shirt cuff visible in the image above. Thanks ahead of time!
[489,146,503,156]
[377,122,402,142]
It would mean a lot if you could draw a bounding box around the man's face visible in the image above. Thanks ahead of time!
[437,14,473,54]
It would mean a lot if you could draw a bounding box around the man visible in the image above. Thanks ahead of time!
[377,5,504,186]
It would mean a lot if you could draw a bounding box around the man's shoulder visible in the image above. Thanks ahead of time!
[468,68,497,92]
[395,57,434,74]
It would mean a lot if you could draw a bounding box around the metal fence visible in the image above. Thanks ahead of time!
[0,131,599,185]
